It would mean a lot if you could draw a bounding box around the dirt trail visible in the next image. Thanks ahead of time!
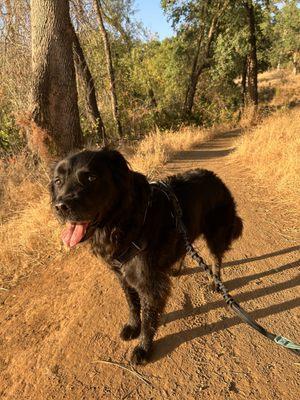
[1,131,299,400]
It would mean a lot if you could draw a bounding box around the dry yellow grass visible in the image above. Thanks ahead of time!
[0,198,63,287]
[130,125,218,177]
[231,106,300,223]
[239,69,300,129]
[0,154,65,287]
[0,153,50,222]
[259,69,300,107]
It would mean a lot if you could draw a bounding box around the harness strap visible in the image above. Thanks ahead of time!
[111,186,154,268]
[113,240,145,269]
[153,180,300,357]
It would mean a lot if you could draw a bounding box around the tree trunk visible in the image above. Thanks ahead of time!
[184,64,207,117]
[148,87,157,108]
[183,2,228,118]
[93,0,123,138]
[30,0,83,159]
[292,51,299,75]
[244,0,258,106]
[241,56,248,104]
[71,27,107,144]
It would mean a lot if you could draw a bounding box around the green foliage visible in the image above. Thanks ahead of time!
[1,0,299,154]
[270,0,300,67]
[77,0,289,135]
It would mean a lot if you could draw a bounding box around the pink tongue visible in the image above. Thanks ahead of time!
[61,222,89,248]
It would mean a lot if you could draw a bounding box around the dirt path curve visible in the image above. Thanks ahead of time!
[1,130,299,400]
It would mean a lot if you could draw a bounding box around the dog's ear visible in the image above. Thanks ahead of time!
[48,159,58,176]
[103,149,131,186]
[106,149,129,171]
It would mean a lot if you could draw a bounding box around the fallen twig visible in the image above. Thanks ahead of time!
[92,359,153,387]
[122,387,137,400]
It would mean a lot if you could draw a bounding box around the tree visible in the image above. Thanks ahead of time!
[243,0,258,105]
[162,0,230,118]
[71,26,107,144]
[30,0,83,159]
[93,0,123,137]
[271,0,300,74]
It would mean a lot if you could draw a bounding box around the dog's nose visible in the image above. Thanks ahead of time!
[55,202,69,213]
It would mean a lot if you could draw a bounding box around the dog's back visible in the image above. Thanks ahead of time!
[167,168,243,282]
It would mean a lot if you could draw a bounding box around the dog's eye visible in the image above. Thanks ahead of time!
[54,178,61,186]
[88,175,97,182]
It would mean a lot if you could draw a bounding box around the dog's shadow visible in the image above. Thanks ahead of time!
[152,245,300,362]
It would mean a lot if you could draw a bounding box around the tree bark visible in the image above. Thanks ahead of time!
[292,51,299,75]
[93,0,123,138]
[244,0,258,105]
[30,0,83,159]
[241,56,248,104]
[148,87,158,109]
[71,26,107,144]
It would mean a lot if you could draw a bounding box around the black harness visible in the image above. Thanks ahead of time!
[111,187,154,269]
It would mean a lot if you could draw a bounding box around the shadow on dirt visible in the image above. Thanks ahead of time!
[179,245,300,277]
[173,148,234,161]
[152,246,300,363]
[153,296,299,362]
[171,129,241,162]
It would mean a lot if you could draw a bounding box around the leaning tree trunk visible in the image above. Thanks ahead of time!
[93,0,123,138]
[244,0,258,106]
[30,0,83,159]
[183,1,228,118]
[71,26,107,145]
[184,64,207,117]
[292,51,300,75]
[241,55,248,104]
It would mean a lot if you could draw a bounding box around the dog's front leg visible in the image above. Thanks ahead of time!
[131,275,170,365]
[118,279,141,340]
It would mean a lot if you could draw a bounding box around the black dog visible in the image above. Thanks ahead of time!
[50,148,243,365]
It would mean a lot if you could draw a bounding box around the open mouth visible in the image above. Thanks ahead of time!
[61,221,90,248]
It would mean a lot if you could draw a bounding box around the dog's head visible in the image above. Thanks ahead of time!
[50,148,131,247]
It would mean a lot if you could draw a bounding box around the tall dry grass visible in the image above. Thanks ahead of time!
[239,70,300,129]
[130,126,216,177]
[231,106,300,226]
[258,69,300,107]
[0,154,63,287]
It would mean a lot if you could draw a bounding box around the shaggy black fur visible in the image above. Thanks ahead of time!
[50,148,243,365]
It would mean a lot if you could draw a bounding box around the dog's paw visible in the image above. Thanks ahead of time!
[120,324,141,341]
[130,346,149,365]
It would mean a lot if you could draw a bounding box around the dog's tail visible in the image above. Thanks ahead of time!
[232,216,243,240]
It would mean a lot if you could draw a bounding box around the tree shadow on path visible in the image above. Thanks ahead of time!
[171,129,242,162]
[152,245,300,362]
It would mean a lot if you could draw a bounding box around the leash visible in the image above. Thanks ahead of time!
[152,181,300,357]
